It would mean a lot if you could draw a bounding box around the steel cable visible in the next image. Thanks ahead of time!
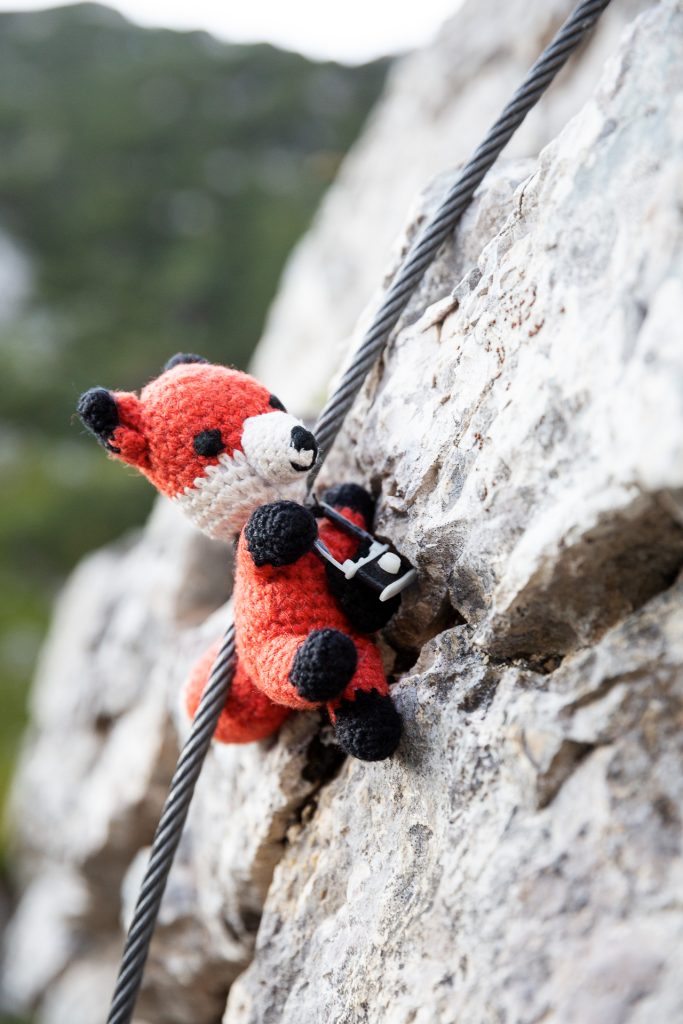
[106,2,613,1020]
[309,0,613,466]
[107,626,236,1023]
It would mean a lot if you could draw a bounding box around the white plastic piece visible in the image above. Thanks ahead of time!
[378,551,401,575]
[342,541,388,579]
[380,568,418,602]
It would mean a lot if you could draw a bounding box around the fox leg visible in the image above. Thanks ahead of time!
[326,636,402,762]
[247,628,359,712]
[247,629,402,761]
[184,639,290,744]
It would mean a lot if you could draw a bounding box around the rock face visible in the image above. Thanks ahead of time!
[251,0,651,414]
[226,586,683,1024]
[4,1,683,1023]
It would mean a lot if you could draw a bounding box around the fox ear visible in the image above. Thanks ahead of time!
[77,387,149,469]
[163,352,208,372]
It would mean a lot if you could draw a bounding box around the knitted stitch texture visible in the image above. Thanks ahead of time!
[110,363,276,495]
[234,504,391,718]
[78,357,402,760]
[184,638,290,743]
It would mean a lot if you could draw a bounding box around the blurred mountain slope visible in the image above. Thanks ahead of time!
[0,1,388,816]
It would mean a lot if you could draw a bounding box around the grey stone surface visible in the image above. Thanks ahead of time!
[324,0,683,664]
[251,0,651,416]
[225,580,683,1024]
[226,2,683,1021]
[117,697,342,1024]
[4,1,683,1023]
[2,500,232,1018]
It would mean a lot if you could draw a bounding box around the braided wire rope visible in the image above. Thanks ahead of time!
[107,2,613,1020]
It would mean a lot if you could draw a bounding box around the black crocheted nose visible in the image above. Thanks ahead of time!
[290,426,317,454]
[77,387,119,441]
[289,425,317,472]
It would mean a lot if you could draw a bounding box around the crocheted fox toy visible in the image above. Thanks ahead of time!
[77,354,403,761]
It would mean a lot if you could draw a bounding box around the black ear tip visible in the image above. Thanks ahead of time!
[77,386,119,437]
[163,353,209,372]
[322,483,375,527]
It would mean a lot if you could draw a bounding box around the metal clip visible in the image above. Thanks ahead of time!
[311,500,417,603]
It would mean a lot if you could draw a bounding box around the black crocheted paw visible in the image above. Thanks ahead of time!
[245,501,318,567]
[322,483,375,528]
[334,689,402,761]
[290,629,358,702]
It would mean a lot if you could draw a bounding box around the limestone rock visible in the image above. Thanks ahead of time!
[118,699,342,1024]
[2,500,231,1017]
[225,2,683,1021]
[225,580,683,1024]
[323,0,683,663]
[5,1,683,1023]
[251,0,652,415]
[2,496,341,1022]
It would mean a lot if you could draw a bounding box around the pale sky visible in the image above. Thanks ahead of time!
[0,0,462,62]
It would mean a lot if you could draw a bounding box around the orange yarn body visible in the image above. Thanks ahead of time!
[184,638,290,743]
[185,505,389,743]
[109,364,274,496]
[77,355,398,755]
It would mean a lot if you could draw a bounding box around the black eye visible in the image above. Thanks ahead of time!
[269,394,286,412]
[193,429,224,457]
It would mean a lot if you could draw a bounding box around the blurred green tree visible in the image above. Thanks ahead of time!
[0,2,388,821]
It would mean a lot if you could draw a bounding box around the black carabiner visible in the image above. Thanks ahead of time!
[310,500,417,603]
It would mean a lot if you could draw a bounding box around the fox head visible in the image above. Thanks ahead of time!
[77,353,318,540]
